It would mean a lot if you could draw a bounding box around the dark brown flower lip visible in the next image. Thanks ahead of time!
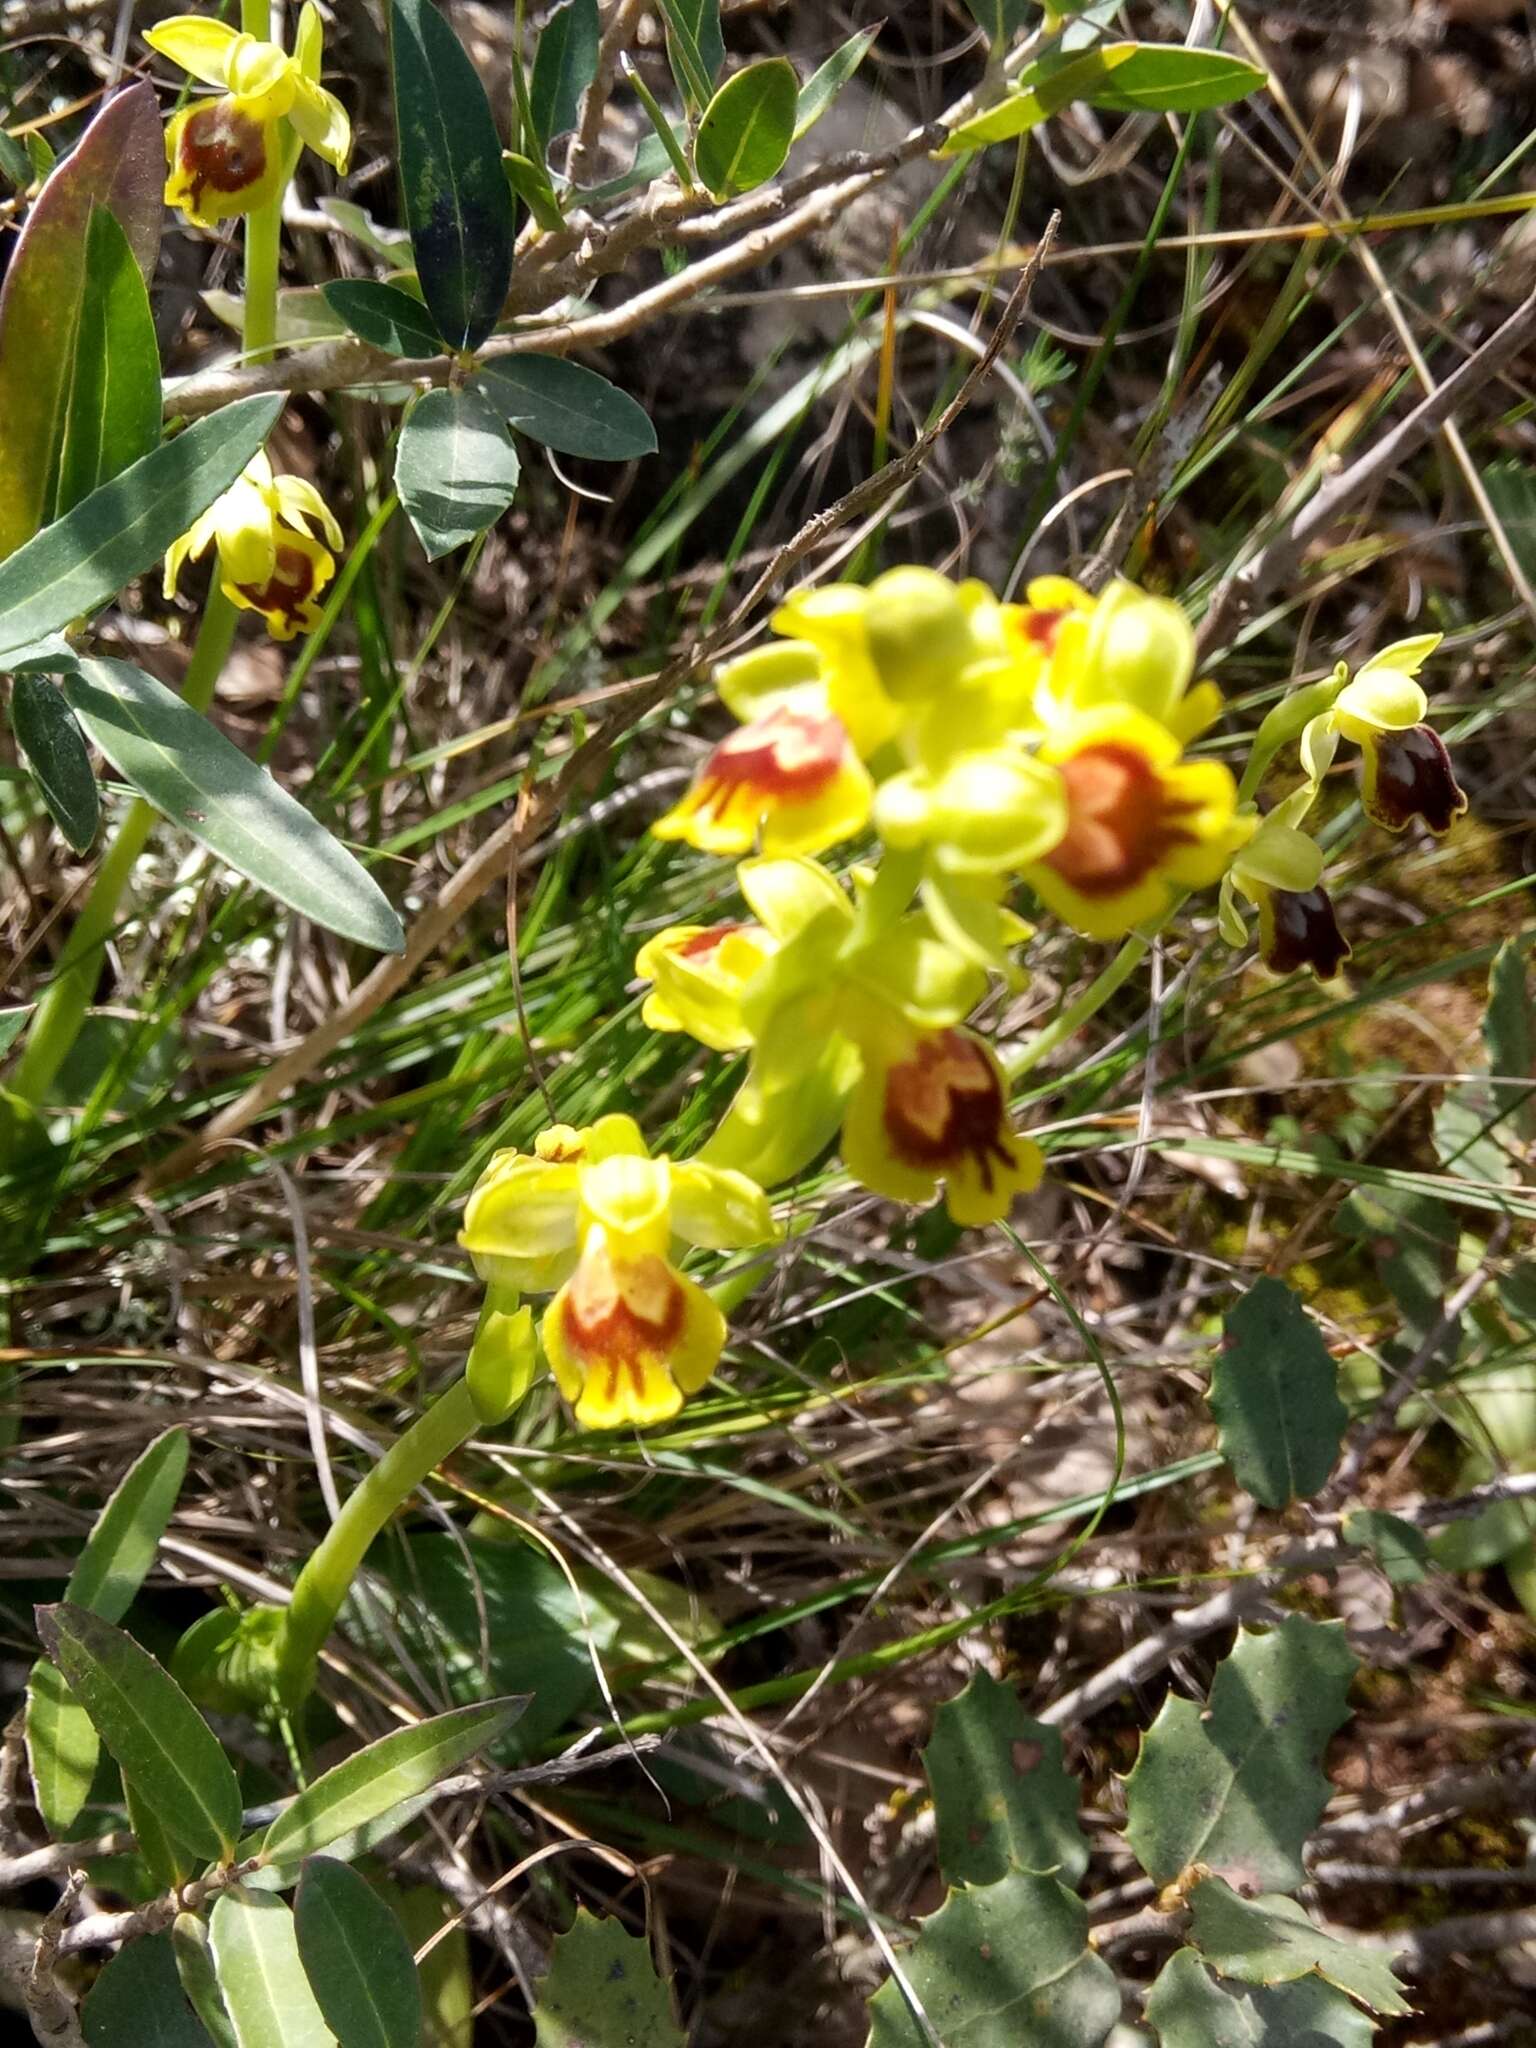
[1364,724,1468,836]
[1260,886,1351,980]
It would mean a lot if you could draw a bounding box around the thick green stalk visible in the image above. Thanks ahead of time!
[10,590,240,1106]
[276,1377,484,1706]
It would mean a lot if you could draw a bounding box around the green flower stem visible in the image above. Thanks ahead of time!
[1004,930,1152,1083]
[276,1375,484,1707]
[10,589,240,1108]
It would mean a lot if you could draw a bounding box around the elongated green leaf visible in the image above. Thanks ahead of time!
[476,354,657,461]
[55,204,161,516]
[533,1910,683,2048]
[1486,937,1533,1138]
[173,1913,240,2048]
[61,657,405,953]
[24,1425,189,1836]
[867,1873,1120,2048]
[531,0,601,153]
[504,151,568,233]
[260,1697,525,1870]
[389,0,515,352]
[794,26,881,140]
[1146,1946,1375,2048]
[130,1773,196,1891]
[82,1931,217,2048]
[11,672,99,852]
[1123,1617,1356,1893]
[321,280,444,359]
[1209,1277,1346,1508]
[960,0,1032,43]
[296,1859,423,2048]
[655,0,721,109]
[941,43,1268,153]
[1343,1508,1430,1586]
[923,1669,1087,1887]
[0,82,162,560]
[210,1890,337,2048]
[36,1602,243,1861]
[0,395,283,663]
[695,59,798,198]
[396,386,520,560]
[24,1657,101,1845]
[1189,1878,1410,2015]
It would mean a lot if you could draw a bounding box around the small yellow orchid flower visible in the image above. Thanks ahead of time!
[1034,580,1223,745]
[651,704,875,860]
[1300,635,1467,836]
[164,451,343,640]
[146,5,350,226]
[841,1023,1042,1228]
[1217,787,1350,980]
[459,1115,777,1431]
[1024,704,1253,941]
[634,920,776,1052]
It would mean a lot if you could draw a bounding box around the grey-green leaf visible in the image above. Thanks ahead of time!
[0,394,283,663]
[476,354,657,461]
[695,58,798,197]
[24,1426,189,1836]
[396,386,520,560]
[532,1910,683,2048]
[36,1602,243,1862]
[1209,1277,1346,1508]
[922,1669,1087,1887]
[941,43,1267,153]
[530,0,601,153]
[655,0,722,109]
[794,27,881,141]
[1145,1946,1375,2048]
[12,672,99,851]
[295,1859,423,2048]
[1189,1878,1411,2016]
[867,1872,1120,2048]
[210,1890,337,2048]
[389,0,515,352]
[173,1913,240,2048]
[1122,1616,1356,1893]
[260,1697,525,1872]
[83,1931,218,2048]
[61,657,405,953]
[1344,1508,1431,1586]
[321,280,444,359]
[54,203,161,517]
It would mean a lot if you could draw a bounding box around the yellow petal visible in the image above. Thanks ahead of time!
[144,16,240,88]
[273,472,344,550]
[668,1161,777,1251]
[1333,668,1427,739]
[287,76,352,173]
[224,36,295,109]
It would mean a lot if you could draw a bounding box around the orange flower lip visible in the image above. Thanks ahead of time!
[1045,741,1199,899]
[234,541,321,632]
[700,707,850,807]
[675,921,753,959]
[1016,605,1069,653]
[883,1030,1015,1186]
[559,1243,686,1395]
[175,102,270,212]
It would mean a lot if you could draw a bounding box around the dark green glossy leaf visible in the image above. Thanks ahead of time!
[321,280,444,358]
[1344,1508,1431,1586]
[173,1913,240,2048]
[923,1669,1087,1887]
[532,1911,682,2048]
[1145,1946,1374,2048]
[655,0,722,108]
[35,1602,243,1862]
[476,354,657,461]
[531,0,601,153]
[960,0,1031,43]
[61,657,405,954]
[867,1873,1120,2048]
[54,203,161,516]
[504,151,568,233]
[210,1890,337,2048]
[941,42,1267,153]
[260,1697,525,1874]
[11,672,99,851]
[695,59,798,198]
[1209,1276,1346,1508]
[1188,1878,1410,2015]
[83,1932,217,2048]
[0,395,283,663]
[296,1859,423,2048]
[389,0,516,352]
[1123,1617,1356,1893]
[0,82,161,560]
[395,386,521,560]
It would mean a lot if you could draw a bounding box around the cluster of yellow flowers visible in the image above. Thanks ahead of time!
[457,571,1466,1430]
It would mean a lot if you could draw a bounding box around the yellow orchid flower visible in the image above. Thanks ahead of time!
[634,920,777,1052]
[1217,787,1350,980]
[164,451,343,640]
[1024,704,1253,940]
[146,5,350,226]
[1033,579,1223,745]
[840,1023,1042,1228]
[459,1115,777,1431]
[1300,636,1467,836]
[651,703,875,860]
